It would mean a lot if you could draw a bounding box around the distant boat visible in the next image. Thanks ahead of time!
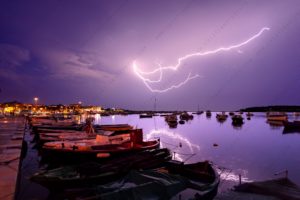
[229,112,235,116]
[266,112,288,122]
[206,110,212,118]
[139,113,153,118]
[192,111,204,115]
[192,105,203,115]
[246,112,254,117]
[179,112,194,120]
[216,112,228,123]
[231,115,244,126]
[165,114,178,128]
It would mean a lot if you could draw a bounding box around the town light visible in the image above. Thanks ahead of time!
[34,97,39,105]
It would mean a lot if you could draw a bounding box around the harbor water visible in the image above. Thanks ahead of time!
[17,112,300,199]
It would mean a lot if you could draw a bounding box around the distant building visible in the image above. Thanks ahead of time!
[0,102,104,116]
[81,106,103,114]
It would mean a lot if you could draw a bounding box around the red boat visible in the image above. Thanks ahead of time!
[41,129,160,162]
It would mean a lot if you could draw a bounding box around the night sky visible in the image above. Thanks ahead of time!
[0,0,300,110]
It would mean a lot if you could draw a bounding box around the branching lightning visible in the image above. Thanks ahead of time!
[133,27,270,93]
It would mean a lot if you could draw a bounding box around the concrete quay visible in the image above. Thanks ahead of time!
[0,117,25,200]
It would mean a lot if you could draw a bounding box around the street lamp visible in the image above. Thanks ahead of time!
[34,97,39,105]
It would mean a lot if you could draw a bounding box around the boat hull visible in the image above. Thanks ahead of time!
[41,140,160,163]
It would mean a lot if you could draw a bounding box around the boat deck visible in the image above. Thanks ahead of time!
[0,117,25,200]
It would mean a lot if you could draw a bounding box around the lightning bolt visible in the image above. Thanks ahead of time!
[133,27,270,93]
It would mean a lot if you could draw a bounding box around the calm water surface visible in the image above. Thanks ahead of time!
[18,112,300,199]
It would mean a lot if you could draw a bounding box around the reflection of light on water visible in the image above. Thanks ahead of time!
[159,141,184,162]
[111,115,115,123]
[146,129,200,152]
[217,168,252,183]
[94,114,101,124]
[145,129,200,162]
[72,115,81,124]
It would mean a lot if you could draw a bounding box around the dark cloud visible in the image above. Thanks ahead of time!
[0,43,30,80]
[0,0,300,109]
[0,43,30,69]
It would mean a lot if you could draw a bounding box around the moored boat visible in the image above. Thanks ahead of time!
[38,129,137,144]
[41,129,160,161]
[95,124,133,131]
[165,114,178,128]
[216,112,228,123]
[206,110,212,118]
[31,148,172,190]
[139,113,153,118]
[66,160,220,200]
[229,112,235,116]
[266,112,288,122]
[179,120,185,124]
[180,112,194,120]
[192,111,203,115]
[231,115,244,126]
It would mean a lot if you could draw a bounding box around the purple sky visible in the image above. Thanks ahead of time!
[0,0,300,110]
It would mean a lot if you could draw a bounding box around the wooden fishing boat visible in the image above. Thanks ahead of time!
[35,124,132,134]
[31,148,171,190]
[41,129,160,161]
[39,132,95,143]
[33,124,133,135]
[36,128,83,133]
[266,112,288,122]
[66,160,220,200]
[30,117,77,127]
[94,124,133,131]
[38,129,137,143]
[32,124,83,133]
